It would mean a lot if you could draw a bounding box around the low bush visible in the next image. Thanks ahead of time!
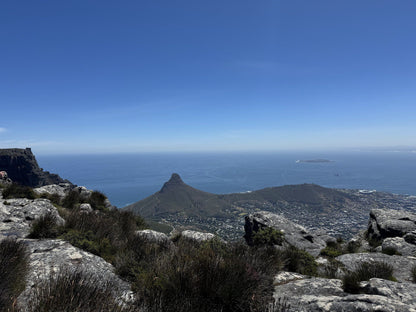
[88,190,107,211]
[345,240,361,253]
[2,183,36,199]
[342,261,396,293]
[320,246,343,258]
[283,246,317,276]
[61,190,81,209]
[411,265,416,283]
[131,239,283,312]
[322,259,343,279]
[0,238,29,311]
[59,210,146,263]
[252,227,284,246]
[28,212,60,239]
[382,246,402,256]
[28,268,132,312]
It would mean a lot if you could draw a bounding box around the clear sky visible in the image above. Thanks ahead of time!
[1,0,415,154]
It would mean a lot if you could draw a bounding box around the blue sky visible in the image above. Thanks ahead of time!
[1,0,415,154]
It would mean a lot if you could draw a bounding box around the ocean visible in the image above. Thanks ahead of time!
[37,151,416,208]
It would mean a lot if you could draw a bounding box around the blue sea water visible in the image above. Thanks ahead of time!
[37,151,416,208]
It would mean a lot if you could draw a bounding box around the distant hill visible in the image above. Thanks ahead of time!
[123,173,351,220]
[124,173,231,219]
[123,173,416,240]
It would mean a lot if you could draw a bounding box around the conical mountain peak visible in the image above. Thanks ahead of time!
[160,173,185,193]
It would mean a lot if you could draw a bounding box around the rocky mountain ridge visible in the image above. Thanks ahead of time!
[0,148,70,187]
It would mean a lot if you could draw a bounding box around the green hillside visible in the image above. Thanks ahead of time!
[124,174,354,220]
[124,173,231,219]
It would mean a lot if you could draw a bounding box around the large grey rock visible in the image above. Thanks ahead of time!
[79,203,93,213]
[180,230,216,242]
[367,209,416,241]
[274,272,416,311]
[336,252,416,283]
[244,211,327,257]
[136,229,172,246]
[17,239,133,310]
[382,237,416,256]
[33,183,72,198]
[0,198,64,238]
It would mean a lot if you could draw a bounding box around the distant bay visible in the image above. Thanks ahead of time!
[37,151,416,208]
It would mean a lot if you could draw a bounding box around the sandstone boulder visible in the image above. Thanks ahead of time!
[0,198,64,239]
[274,272,416,312]
[336,252,416,283]
[367,209,416,242]
[180,230,216,243]
[244,211,327,257]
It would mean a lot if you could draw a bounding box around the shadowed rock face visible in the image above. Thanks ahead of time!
[0,148,70,187]
[367,209,416,241]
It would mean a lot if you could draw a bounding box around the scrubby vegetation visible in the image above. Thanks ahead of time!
[121,237,285,312]
[283,245,318,276]
[0,238,29,311]
[28,212,60,239]
[252,227,284,246]
[382,246,402,256]
[59,210,146,263]
[28,269,130,312]
[2,183,36,199]
[412,265,416,283]
[342,261,396,293]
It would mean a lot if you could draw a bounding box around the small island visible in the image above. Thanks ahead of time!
[296,159,333,163]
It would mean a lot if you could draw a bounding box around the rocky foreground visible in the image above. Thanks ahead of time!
[244,211,416,311]
[1,182,416,311]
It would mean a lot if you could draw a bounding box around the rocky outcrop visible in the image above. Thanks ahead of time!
[0,198,64,239]
[244,211,327,257]
[274,272,416,312]
[0,170,12,185]
[382,237,416,256]
[367,209,416,241]
[17,239,133,309]
[33,183,72,199]
[336,252,416,283]
[0,148,71,187]
[0,191,132,309]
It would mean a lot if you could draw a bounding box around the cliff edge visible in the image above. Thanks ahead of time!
[0,148,71,187]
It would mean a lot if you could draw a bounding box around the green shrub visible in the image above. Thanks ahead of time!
[322,259,343,279]
[28,212,60,239]
[252,227,284,246]
[132,240,283,312]
[59,210,145,263]
[320,246,343,258]
[283,246,317,276]
[88,190,107,211]
[342,261,396,293]
[382,246,402,256]
[0,238,29,311]
[28,268,132,312]
[2,183,36,199]
[62,190,81,209]
[345,240,361,253]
